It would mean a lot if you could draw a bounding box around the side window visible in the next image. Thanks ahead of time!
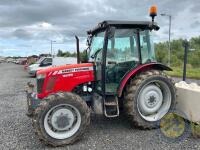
[140,31,155,63]
[107,29,139,63]
[115,37,131,62]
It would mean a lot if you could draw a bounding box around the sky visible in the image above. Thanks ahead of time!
[0,0,200,57]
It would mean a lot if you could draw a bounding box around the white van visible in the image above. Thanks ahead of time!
[28,57,77,76]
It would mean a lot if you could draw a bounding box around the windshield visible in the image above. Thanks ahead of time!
[35,57,45,64]
[88,31,105,61]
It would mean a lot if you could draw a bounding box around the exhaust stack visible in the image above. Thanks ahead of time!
[75,36,80,64]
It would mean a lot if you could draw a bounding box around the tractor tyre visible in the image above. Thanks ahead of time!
[32,92,90,147]
[123,70,176,129]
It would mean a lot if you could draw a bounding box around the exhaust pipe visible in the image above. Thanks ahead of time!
[75,35,80,64]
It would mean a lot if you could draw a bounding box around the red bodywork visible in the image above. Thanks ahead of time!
[37,61,170,99]
[118,62,172,97]
[37,63,95,99]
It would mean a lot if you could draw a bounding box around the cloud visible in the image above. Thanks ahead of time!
[13,29,32,39]
[0,0,200,56]
[190,1,200,13]
[190,21,200,28]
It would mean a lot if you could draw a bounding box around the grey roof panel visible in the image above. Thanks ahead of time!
[87,20,159,35]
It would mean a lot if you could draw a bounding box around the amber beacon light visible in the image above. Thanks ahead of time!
[149,5,157,22]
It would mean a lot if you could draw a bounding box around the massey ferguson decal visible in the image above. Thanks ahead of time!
[54,67,93,75]
[62,74,73,78]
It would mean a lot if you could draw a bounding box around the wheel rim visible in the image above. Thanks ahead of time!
[44,104,81,140]
[137,80,172,122]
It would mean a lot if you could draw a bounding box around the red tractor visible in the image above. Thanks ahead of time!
[26,6,176,146]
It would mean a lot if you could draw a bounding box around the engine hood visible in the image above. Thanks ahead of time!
[37,63,94,75]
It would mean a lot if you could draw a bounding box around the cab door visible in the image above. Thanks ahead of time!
[105,29,139,95]
[88,31,105,94]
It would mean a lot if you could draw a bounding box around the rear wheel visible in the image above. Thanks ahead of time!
[124,70,176,129]
[33,92,90,146]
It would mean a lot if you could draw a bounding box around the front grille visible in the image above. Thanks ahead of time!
[46,76,57,91]
[37,78,44,94]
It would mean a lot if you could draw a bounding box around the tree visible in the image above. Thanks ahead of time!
[57,50,64,57]
[80,50,88,63]
[155,37,200,68]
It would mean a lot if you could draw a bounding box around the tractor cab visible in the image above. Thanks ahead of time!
[85,21,160,117]
[87,21,159,95]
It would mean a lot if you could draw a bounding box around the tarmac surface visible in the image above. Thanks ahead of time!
[0,63,200,150]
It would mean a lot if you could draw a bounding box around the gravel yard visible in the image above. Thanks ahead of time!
[0,63,200,150]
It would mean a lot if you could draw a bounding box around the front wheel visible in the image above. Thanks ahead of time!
[124,70,176,129]
[33,92,90,146]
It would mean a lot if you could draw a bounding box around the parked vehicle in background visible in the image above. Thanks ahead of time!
[6,58,15,63]
[27,55,38,65]
[19,59,27,65]
[0,56,5,63]
[28,57,77,77]
[24,63,29,70]
[24,55,39,71]
[28,57,52,76]
[15,58,27,65]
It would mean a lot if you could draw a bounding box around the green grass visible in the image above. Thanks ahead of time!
[166,67,200,79]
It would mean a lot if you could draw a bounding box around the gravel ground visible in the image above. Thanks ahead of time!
[0,63,200,150]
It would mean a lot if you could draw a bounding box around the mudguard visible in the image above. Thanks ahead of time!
[118,62,172,97]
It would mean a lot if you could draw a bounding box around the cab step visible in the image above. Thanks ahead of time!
[105,101,117,106]
[104,95,119,118]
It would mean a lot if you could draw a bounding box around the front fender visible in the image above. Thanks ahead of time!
[118,63,172,97]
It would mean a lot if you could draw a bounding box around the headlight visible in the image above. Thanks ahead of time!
[37,74,46,79]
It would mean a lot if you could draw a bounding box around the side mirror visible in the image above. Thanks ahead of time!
[86,35,92,46]
[107,27,115,39]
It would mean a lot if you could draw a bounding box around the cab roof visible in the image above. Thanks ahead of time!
[87,20,159,35]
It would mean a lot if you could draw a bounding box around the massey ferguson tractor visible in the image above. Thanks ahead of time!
[26,6,176,146]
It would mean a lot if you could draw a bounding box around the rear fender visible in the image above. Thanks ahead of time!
[118,63,172,97]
